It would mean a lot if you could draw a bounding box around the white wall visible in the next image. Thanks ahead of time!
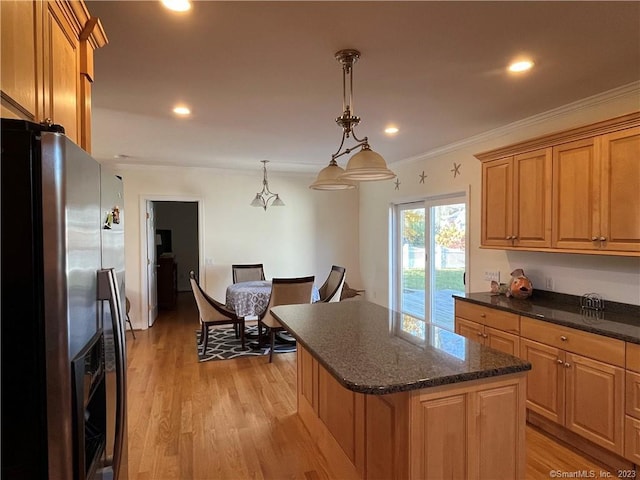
[359,86,640,307]
[115,166,361,329]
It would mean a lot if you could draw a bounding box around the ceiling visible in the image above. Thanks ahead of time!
[89,1,640,174]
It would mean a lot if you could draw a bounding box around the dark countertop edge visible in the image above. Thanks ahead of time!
[453,295,640,345]
[275,313,532,396]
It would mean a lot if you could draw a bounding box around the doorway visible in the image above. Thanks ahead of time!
[392,193,467,332]
[140,196,203,328]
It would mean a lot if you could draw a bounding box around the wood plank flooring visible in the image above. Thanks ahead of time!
[125,292,611,479]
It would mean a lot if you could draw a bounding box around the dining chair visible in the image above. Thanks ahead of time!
[125,297,136,339]
[316,265,346,303]
[259,276,314,362]
[189,271,246,350]
[232,263,266,284]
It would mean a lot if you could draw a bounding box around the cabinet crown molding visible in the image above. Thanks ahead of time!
[475,112,640,162]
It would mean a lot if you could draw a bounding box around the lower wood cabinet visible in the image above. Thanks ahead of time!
[296,345,527,479]
[565,352,625,455]
[520,338,565,424]
[520,338,625,455]
[455,317,520,356]
[456,300,639,468]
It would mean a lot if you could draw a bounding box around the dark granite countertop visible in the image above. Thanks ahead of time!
[454,292,640,344]
[270,301,531,395]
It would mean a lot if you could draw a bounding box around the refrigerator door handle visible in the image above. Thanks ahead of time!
[97,268,127,479]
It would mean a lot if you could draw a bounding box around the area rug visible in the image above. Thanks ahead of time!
[195,325,296,362]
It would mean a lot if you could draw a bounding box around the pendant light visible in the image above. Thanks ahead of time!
[250,160,284,211]
[309,49,395,190]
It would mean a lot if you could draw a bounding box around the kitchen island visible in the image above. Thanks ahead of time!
[271,301,531,480]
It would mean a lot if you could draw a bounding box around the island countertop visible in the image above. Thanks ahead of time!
[270,300,531,395]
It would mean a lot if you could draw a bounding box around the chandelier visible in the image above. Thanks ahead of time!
[310,49,396,190]
[250,160,284,211]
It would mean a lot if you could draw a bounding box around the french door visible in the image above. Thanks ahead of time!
[393,194,467,332]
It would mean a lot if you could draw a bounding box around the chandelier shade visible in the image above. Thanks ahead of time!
[309,160,356,190]
[250,160,284,211]
[309,48,395,190]
[339,146,396,181]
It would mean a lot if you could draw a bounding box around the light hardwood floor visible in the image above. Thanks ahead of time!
[125,293,611,479]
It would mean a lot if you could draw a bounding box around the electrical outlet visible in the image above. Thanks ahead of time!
[545,277,554,290]
[484,270,500,283]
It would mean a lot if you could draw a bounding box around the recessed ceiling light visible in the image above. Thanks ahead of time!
[173,105,191,116]
[161,0,191,12]
[385,126,399,135]
[508,60,534,73]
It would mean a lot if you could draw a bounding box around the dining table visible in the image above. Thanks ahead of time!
[225,280,320,319]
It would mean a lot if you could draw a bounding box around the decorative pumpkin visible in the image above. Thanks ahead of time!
[507,269,533,299]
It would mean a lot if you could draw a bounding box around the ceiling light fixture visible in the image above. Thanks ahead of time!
[508,60,534,73]
[385,126,399,135]
[310,49,395,190]
[161,0,191,12]
[173,105,191,116]
[250,160,284,211]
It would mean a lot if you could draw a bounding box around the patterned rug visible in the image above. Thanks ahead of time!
[195,325,296,362]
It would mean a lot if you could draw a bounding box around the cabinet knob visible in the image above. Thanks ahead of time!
[480,313,486,318]
[591,236,598,241]
[477,331,483,336]
[506,236,512,240]
[599,236,607,242]
[560,335,568,342]
[564,363,571,368]
[557,359,563,364]
[483,333,488,338]
[512,235,518,240]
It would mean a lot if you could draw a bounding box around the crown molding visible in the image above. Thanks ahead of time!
[392,81,640,167]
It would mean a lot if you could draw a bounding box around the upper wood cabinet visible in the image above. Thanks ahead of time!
[476,113,640,256]
[1,0,107,152]
[482,148,552,248]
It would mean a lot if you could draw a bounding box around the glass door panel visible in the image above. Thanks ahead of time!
[428,201,466,331]
[398,204,426,322]
[393,195,466,334]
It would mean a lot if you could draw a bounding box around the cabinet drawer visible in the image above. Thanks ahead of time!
[454,301,519,334]
[624,415,640,464]
[520,317,625,367]
[627,342,640,373]
[627,371,640,420]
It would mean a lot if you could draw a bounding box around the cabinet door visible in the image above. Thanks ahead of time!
[485,327,520,357]
[625,371,640,420]
[625,415,640,464]
[0,0,42,120]
[455,317,484,345]
[481,158,513,247]
[599,127,640,252]
[565,353,624,455]
[512,148,552,248]
[44,1,79,143]
[474,384,522,480]
[520,338,564,424]
[552,139,598,250]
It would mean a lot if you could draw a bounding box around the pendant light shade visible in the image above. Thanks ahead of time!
[309,160,356,190]
[309,48,395,190]
[340,145,396,182]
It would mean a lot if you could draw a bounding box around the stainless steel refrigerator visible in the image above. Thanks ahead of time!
[1,119,128,480]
